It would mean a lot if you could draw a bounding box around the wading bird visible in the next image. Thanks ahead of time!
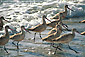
[48,22,62,35]
[0,25,13,53]
[47,13,68,29]
[42,24,62,42]
[26,15,51,42]
[52,28,80,53]
[10,26,29,49]
[50,5,74,19]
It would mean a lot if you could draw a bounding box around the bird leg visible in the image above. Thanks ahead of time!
[51,43,63,51]
[51,43,63,54]
[34,33,36,42]
[17,41,19,49]
[50,43,57,54]
[68,45,79,53]
[39,33,42,39]
[4,46,8,53]
[54,47,58,55]
[12,41,17,46]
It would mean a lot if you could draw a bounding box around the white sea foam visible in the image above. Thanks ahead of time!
[0,0,85,34]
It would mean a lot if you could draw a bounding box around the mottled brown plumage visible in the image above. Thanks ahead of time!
[42,24,62,42]
[50,5,73,19]
[48,22,62,35]
[27,15,48,32]
[51,28,80,53]
[47,13,66,28]
[10,26,25,41]
[52,28,79,43]
[46,19,60,28]
[10,26,26,49]
[0,26,13,53]
[26,15,51,41]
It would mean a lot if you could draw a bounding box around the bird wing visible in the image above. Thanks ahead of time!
[52,33,72,41]
[50,13,59,19]
[10,33,21,39]
[42,34,55,41]
[28,24,42,31]
[48,28,56,35]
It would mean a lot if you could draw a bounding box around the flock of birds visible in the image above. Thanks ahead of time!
[0,5,85,54]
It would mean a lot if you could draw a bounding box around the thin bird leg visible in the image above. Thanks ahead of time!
[4,45,8,53]
[17,41,19,49]
[68,45,79,53]
[34,33,36,42]
[12,41,17,46]
[50,43,56,48]
[51,44,63,54]
[39,33,42,39]
[57,46,63,51]
[54,47,58,55]
[51,44,63,51]
[50,43,57,54]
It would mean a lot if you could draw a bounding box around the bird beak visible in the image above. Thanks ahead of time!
[62,23,68,28]
[76,30,80,34]
[67,7,74,12]
[4,19,10,22]
[62,23,70,31]
[45,18,51,22]
[9,28,15,31]
[24,28,31,34]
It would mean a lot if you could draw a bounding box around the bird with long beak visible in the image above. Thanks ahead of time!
[52,28,80,53]
[48,22,63,35]
[0,25,14,53]
[47,13,68,29]
[26,15,51,42]
[0,16,10,30]
[50,5,74,19]
[42,24,63,42]
[10,26,30,49]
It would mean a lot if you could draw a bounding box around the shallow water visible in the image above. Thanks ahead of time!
[0,0,85,57]
[0,19,85,57]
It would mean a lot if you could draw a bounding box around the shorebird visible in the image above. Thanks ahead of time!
[26,15,51,42]
[0,16,9,30]
[50,5,74,19]
[80,31,85,35]
[42,24,62,42]
[47,13,68,29]
[10,26,29,49]
[48,22,62,35]
[52,28,80,53]
[0,25,13,53]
